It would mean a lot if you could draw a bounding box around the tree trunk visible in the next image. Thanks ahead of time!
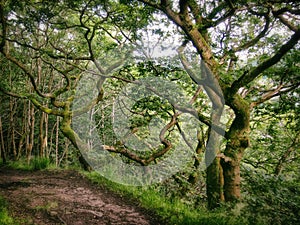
[222,94,250,202]
[26,101,35,164]
[206,157,224,209]
[17,100,28,159]
[221,152,243,201]
[59,111,92,171]
[9,97,17,159]
[58,138,70,166]
[206,120,225,209]
[188,130,205,185]
[202,61,225,208]
[0,116,6,164]
[55,117,59,167]
[39,111,45,157]
[44,113,49,156]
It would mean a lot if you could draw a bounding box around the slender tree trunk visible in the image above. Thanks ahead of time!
[39,111,44,157]
[88,107,95,150]
[55,117,59,167]
[202,61,225,208]
[17,100,28,159]
[44,113,49,156]
[17,132,26,160]
[0,116,6,164]
[49,118,56,159]
[9,97,17,159]
[58,138,70,166]
[188,130,205,185]
[26,101,35,164]
[39,111,48,157]
[36,53,47,158]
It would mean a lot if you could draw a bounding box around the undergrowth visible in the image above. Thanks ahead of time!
[84,170,300,225]
[0,196,17,225]
[2,159,298,225]
[6,157,55,171]
[84,171,243,225]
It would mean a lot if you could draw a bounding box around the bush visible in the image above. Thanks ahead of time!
[241,170,300,225]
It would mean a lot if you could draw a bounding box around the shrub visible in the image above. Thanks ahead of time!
[241,170,300,225]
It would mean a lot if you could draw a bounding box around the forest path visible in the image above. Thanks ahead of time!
[0,167,162,225]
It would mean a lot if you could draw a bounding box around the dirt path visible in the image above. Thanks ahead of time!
[0,167,163,225]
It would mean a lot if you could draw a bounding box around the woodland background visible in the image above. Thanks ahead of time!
[0,1,299,224]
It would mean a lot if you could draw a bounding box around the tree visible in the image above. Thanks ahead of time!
[136,0,300,208]
[1,0,299,210]
[0,0,153,169]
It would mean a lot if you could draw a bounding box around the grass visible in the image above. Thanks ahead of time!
[0,196,18,225]
[84,171,244,225]
[6,157,55,171]
[5,157,81,172]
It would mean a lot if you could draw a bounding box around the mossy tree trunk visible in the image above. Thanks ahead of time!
[59,100,92,171]
[206,157,224,209]
[222,93,250,201]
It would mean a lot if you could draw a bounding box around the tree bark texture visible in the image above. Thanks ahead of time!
[222,94,250,201]
[60,111,92,172]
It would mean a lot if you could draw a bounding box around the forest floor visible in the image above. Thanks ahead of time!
[0,167,163,225]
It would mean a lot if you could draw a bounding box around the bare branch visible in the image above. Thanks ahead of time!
[250,84,283,109]
[251,82,300,109]
[28,95,63,116]
[2,52,54,99]
[275,14,299,32]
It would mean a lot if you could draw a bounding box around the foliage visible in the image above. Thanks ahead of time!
[241,169,300,225]
[0,0,299,213]
[244,68,299,176]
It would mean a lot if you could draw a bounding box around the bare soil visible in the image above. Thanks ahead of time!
[0,167,164,225]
